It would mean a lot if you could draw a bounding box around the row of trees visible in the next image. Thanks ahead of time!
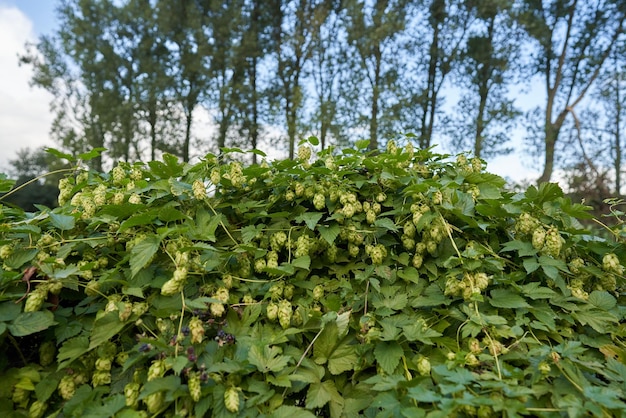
[18,0,626,190]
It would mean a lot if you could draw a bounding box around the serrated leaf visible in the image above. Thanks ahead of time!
[4,248,38,269]
[314,322,339,364]
[57,336,90,369]
[248,345,291,373]
[0,301,21,322]
[50,212,75,230]
[168,356,189,375]
[317,224,340,244]
[374,341,404,375]
[241,225,260,243]
[271,405,317,418]
[89,311,126,350]
[374,217,399,232]
[306,380,342,410]
[500,240,537,257]
[328,342,357,375]
[8,310,56,336]
[519,282,557,300]
[295,212,324,230]
[119,211,157,233]
[402,323,442,344]
[129,234,160,278]
[292,255,311,270]
[587,291,617,310]
[572,309,617,333]
[137,376,181,399]
[489,289,531,309]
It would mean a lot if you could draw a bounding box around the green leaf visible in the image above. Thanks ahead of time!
[119,211,157,233]
[129,234,160,278]
[489,289,531,309]
[75,148,106,162]
[328,342,358,375]
[374,341,404,375]
[45,147,75,161]
[317,224,340,245]
[587,291,617,310]
[8,310,56,336]
[402,322,442,344]
[355,140,370,149]
[374,217,399,232]
[519,282,557,300]
[248,345,291,373]
[314,322,339,365]
[168,356,189,375]
[89,311,126,350]
[57,336,90,369]
[295,212,324,230]
[271,405,317,418]
[0,301,21,322]
[572,309,617,333]
[292,255,311,270]
[306,380,342,410]
[50,212,75,230]
[137,376,181,398]
[4,248,38,269]
[500,240,537,257]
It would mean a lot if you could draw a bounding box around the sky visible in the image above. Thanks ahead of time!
[0,1,541,183]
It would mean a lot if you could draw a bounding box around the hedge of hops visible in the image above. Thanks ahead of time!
[1,138,626,417]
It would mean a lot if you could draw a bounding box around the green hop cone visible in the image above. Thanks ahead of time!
[417,356,431,376]
[124,382,140,408]
[189,316,205,344]
[58,375,76,400]
[278,299,292,329]
[313,193,326,210]
[312,285,324,301]
[531,226,546,251]
[188,371,202,402]
[543,226,562,257]
[192,179,207,200]
[24,288,46,312]
[266,302,279,321]
[224,387,240,413]
[39,340,56,367]
[92,370,112,387]
[145,392,165,414]
[28,400,47,418]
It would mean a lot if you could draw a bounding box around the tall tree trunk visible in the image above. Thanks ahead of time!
[369,46,381,151]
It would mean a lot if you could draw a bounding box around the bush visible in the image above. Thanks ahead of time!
[1,139,625,417]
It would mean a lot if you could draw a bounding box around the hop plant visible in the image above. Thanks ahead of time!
[298,145,312,161]
[277,299,292,329]
[603,253,624,275]
[145,391,165,414]
[189,316,205,344]
[266,302,278,321]
[28,400,47,418]
[543,226,562,257]
[224,387,240,413]
[516,212,539,235]
[58,375,76,400]
[192,179,207,200]
[124,382,140,408]
[188,371,202,402]
[532,226,546,251]
[313,193,326,210]
[417,356,431,376]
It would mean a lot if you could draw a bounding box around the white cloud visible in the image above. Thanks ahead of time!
[0,5,54,174]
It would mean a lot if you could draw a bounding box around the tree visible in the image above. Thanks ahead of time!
[447,0,520,158]
[156,0,213,162]
[516,0,625,184]
[343,0,409,151]
[407,0,475,150]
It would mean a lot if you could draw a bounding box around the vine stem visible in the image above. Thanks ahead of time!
[0,167,77,201]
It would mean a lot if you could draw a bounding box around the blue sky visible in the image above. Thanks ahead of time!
[0,0,57,34]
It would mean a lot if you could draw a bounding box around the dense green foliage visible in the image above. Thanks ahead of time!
[1,140,626,417]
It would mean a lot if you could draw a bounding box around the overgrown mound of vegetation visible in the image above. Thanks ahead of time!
[1,139,626,417]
